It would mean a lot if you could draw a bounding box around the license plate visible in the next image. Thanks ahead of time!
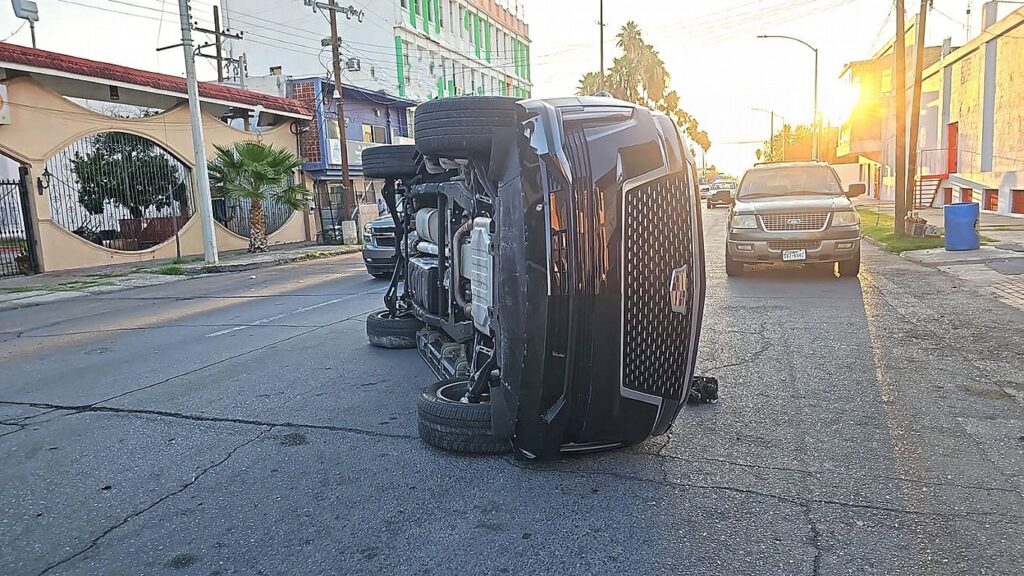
[782,249,806,261]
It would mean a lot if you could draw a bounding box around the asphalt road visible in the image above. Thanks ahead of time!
[1,209,1022,575]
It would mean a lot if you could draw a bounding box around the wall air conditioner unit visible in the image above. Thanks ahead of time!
[345,58,361,72]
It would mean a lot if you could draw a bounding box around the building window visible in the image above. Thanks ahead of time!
[458,6,465,38]
[961,188,973,203]
[439,0,444,27]
[1012,190,1024,214]
[362,124,387,143]
[983,189,999,211]
[401,0,407,7]
[880,69,892,95]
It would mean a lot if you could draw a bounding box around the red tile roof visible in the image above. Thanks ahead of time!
[0,42,311,118]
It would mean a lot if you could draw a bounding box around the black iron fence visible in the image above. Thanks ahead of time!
[44,131,194,252]
[212,195,293,238]
[0,169,37,277]
[314,184,347,244]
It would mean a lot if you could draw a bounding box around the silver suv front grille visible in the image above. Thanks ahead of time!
[760,213,829,231]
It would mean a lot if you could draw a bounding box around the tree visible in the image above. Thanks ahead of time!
[758,124,813,163]
[208,141,311,253]
[576,22,710,155]
[71,132,190,219]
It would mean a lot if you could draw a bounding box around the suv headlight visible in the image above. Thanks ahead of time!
[730,214,758,229]
[832,211,860,227]
[363,224,373,241]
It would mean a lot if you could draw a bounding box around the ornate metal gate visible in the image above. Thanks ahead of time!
[0,166,38,277]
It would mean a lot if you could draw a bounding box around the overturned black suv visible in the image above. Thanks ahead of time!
[362,96,706,459]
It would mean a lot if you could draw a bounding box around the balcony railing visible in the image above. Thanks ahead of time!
[917,148,949,177]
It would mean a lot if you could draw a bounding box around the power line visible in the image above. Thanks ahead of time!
[2,21,28,42]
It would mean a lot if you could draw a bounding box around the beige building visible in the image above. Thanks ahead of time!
[0,42,315,276]
[916,3,1024,215]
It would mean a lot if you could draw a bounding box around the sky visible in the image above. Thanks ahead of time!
[0,0,1005,174]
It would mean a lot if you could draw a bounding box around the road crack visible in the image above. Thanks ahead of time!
[510,460,1024,521]
[37,426,272,575]
[0,400,417,440]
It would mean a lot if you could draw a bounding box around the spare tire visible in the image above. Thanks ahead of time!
[417,379,509,454]
[361,145,419,179]
[413,97,519,160]
[366,309,421,349]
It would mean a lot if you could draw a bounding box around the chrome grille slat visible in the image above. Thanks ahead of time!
[372,229,396,247]
[622,173,693,401]
[759,213,829,231]
[766,240,822,251]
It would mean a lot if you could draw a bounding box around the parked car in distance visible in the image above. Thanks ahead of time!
[706,180,736,208]
[699,183,711,199]
[725,161,865,277]
[362,214,399,279]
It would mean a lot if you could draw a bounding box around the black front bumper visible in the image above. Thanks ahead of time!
[362,245,397,274]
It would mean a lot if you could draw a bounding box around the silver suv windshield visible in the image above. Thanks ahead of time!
[738,166,843,199]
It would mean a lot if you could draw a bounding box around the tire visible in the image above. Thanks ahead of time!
[725,252,744,277]
[417,379,509,454]
[706,202,713,209]
[361,145,419,179]
[838,251,861,278]
[366,309,421,349]
[413,97,518,159]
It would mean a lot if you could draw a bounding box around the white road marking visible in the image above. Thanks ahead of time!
[205,297,351,337]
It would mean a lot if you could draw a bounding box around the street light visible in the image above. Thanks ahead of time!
[757,34,819,161]
[751,107,785,161]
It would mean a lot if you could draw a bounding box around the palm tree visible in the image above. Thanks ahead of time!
[208,141,311,253]
[576,22,708,150]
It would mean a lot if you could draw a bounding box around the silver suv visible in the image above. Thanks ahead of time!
[725,162,865,277]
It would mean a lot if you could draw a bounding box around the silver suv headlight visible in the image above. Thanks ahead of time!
[363,223,373,242]
[730,214,757,229]
[832,211,860,227]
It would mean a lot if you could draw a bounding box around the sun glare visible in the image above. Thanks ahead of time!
[822,82,861,124]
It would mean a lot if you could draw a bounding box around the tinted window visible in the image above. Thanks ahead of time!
[738,166,842,198]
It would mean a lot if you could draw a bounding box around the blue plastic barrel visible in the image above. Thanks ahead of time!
[944,202,980,251]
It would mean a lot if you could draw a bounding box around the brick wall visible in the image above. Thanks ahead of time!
[949,50,984,173]
[993,35,1024,173]
[288,81,321,164]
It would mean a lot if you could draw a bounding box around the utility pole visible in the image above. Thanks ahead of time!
[213,6,224,82]
[193,9,241,83]
[327,0,355,225]
[812,48,819,161]
[598,0,605,82]
[176,0,218,263]
[894,0,909,234]
[906,0,929,213]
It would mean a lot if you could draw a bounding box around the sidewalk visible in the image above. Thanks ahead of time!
[854,197,1024,310]
[853,197,1024,245]
[0,243,360,310]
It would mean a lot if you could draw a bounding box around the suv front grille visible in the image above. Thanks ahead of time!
[372,228,396,247]
[767,240,821,251]
[760,213,828,231]
[622,173,694,401]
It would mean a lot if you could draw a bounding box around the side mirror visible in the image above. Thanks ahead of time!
[847,183,866,198]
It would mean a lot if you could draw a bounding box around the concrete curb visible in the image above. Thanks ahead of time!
[0,246,362,312]
[184,246,361,274]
